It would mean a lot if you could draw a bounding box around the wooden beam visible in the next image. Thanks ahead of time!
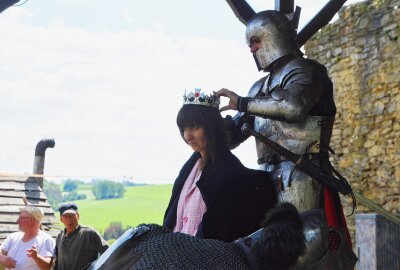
[0,205,54,213]
[354,191,400,225]
[275,0,294,14]
[0,181,39,191]
[0,190,48,200]
[297,0,347,46]
[226,0,256,25]
[0,176,31,182]
[0,0,19,14]
[0,196,48,205]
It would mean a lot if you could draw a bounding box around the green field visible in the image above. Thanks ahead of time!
[56,184,173,233]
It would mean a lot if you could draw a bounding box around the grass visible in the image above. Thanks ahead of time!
[56,184,173,234]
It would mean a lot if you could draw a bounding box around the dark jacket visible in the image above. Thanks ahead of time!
[163,151,277,242]
[54,225,109,270]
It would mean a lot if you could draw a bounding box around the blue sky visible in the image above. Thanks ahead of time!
[0,0,362,183]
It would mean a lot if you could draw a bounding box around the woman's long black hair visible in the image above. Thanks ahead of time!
[177,104,228,165]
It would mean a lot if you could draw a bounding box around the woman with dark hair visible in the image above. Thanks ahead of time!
[163,89,277,242]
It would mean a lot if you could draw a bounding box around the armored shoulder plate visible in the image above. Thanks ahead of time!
[248,75,269,98]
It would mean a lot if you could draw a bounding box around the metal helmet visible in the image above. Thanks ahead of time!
[246,10,299,71]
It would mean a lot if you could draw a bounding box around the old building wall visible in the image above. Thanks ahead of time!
[304,0,399,241]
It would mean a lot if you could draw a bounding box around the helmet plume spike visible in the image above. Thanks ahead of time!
[226,0,255,25]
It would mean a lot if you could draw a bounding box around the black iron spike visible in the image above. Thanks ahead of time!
[297,0,347,47]
[275,0,294,14]
[226,0,256,25]
[0,0,19,14]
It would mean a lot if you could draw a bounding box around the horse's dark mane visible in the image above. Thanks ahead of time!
[251,203,306,270]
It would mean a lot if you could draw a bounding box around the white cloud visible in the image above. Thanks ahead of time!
[58,0,96,4]
[121,9,134,23]
[0,16,261,183]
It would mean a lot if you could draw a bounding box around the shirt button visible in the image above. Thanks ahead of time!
[183,216,188,223]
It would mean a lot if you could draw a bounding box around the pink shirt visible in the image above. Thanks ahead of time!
[174,158,207,236]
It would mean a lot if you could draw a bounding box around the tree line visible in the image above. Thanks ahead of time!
[44,179,128,210]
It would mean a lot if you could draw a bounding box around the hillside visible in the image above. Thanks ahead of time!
[54,184,172,233]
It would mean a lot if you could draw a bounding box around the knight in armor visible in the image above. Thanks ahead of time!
[163,89,277,242]
[87,203,306,270]
[216,10,356,269]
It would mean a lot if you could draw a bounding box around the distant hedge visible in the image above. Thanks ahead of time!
[62,191,87,202]
[92,180,126,200]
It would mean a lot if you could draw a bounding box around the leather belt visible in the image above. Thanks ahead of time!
[257,152,329,165]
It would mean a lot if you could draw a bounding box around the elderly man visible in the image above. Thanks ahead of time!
[54,202,109,270]
[0,206,54,270]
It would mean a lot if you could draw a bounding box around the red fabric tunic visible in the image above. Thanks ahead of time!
[324,187,352,247]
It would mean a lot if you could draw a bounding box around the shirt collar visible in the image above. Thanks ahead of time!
[64,224,81,237]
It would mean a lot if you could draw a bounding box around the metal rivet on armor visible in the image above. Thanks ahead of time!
[308,155,312,160]
[277,175,284,191]
[312,179,319,190]
[280,156,285,160]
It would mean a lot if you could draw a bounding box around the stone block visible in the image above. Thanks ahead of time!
[358,17,370,29]
[333,47,342,56]
[364,139,376,148]
[381,14,392,25]
[379,34,389,45]
[368,145,384,157]
[395,136,400,151]
[380,127,392,135]
[390,0,400,7]
[343,126,355,137]
[384,200,400,213]
[358,125,370,135]
[376,168,393,179]
[383,22,397,32]
[338,157,354,167]
[371,101,385,115]
[381,119,393,128]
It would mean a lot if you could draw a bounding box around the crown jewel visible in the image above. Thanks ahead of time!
[183,88,219,109]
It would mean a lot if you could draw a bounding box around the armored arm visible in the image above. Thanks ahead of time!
[238,59,334,122]
[246,86,312,123]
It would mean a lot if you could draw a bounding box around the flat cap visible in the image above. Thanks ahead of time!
[58,202,78,216]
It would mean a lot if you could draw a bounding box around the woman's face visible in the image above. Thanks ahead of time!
[184,125,207,154]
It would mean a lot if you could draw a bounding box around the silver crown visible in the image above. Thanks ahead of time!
[183,88,220,109]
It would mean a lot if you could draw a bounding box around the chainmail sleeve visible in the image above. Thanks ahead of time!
[120,225,253,270]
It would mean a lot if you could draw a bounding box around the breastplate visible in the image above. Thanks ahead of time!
[253,77,335,159]
[254,115,334,158]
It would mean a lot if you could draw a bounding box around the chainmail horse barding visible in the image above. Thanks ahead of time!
[86,203,305,270]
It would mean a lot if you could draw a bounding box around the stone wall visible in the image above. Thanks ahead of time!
[304,0,400,242]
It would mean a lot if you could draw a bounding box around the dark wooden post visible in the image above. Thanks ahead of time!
[0,0,19,13]
[356,213,400,269]
[275,0,294,13]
